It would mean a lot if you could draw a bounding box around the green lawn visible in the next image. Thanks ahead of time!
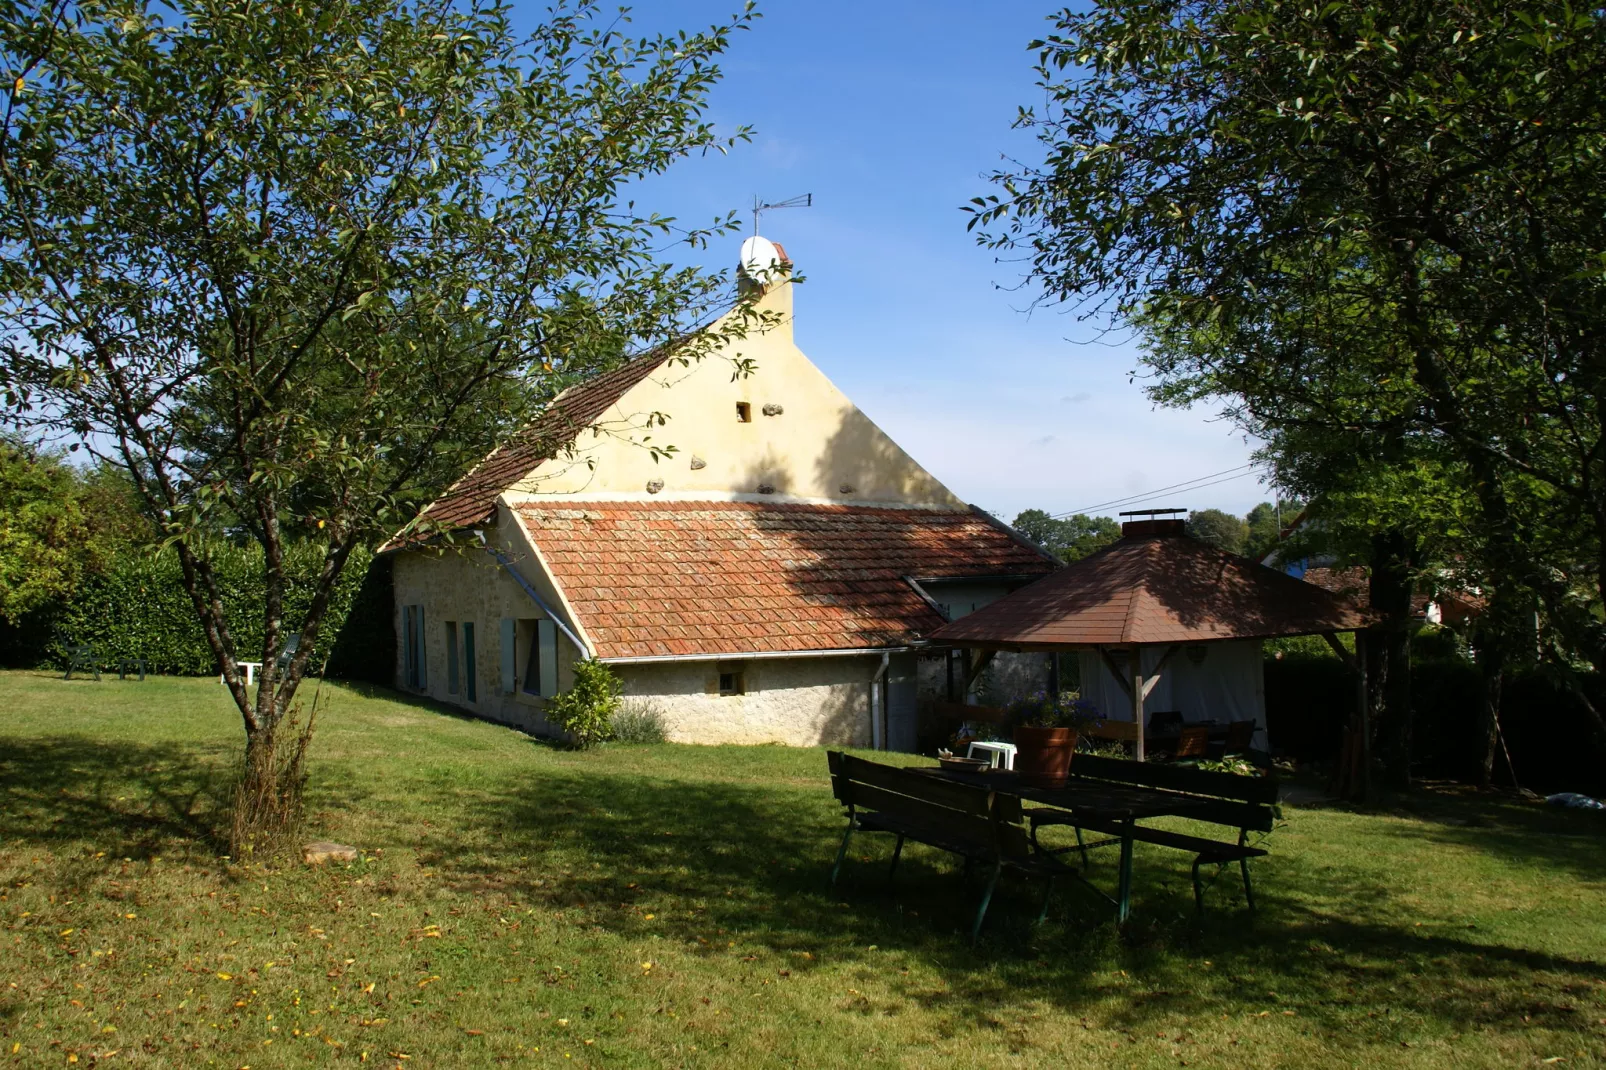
[1,671,1603,1069]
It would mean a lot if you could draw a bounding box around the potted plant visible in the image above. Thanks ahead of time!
[1008,692,1102,787]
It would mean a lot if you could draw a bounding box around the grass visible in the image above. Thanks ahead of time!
[0,670,1603,1069]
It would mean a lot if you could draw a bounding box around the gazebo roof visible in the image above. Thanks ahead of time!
[927,520,1372,650]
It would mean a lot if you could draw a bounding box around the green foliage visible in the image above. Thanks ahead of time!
[610,697,669,744]
[1243,500,1301,561]
[1263,632,1348,662]
[48,543,372,676]
[1004,691,1103,731]
[1186,508,1248,556]
[1196,756,1262,777]
[970,0,1606,743]
[0,439,149,623]
[0,0,759,737]
[1010,509,1120,562]
[545,659,623,749]
[0,438,91,621]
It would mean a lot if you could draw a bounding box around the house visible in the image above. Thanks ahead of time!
[381,240,1059,747]
[1260,513,1483,627]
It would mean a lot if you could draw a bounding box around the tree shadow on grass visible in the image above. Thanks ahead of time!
[1286,784,1606,887]
[0,734,236,858]
[421,764,1606,1042]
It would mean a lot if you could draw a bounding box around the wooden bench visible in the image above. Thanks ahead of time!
[1032,754,1278,913]
[826,751,1072,941]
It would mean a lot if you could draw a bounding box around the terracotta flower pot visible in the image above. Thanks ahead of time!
[1014,725,1078,788]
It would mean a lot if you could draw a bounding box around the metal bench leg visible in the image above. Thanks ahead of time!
[1035,876,1055,926]
[1191,858,1205,914]
[1075,825,1088,869]
[1237,830,1255,912]
[830,822,855,887]
[971,863,1001,944]
[888,834,905,883]
[1116,820,1135,925]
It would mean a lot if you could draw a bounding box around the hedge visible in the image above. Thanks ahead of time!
[1266,652,1606,796]
[31,542,391,680]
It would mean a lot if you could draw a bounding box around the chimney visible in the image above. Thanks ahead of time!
[1119,508,1187,537]
[736,235,794,339]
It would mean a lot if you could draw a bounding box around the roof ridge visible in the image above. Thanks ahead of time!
[382,344,688,550]
[972,505,1065,568]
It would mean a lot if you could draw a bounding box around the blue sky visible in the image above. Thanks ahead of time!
[569,1,1270,521]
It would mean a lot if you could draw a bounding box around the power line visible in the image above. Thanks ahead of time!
[1056,463,1261,517]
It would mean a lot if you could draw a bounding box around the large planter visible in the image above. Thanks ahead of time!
[1014,725,1078,788]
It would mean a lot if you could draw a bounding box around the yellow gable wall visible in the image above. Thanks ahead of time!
[506,278,966,509]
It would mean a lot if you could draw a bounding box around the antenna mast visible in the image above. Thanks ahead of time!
[752,193,812,235]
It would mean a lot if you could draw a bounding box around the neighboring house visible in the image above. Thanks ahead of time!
[1260,515,1483,627]
[1298,566,1484,627]
[381,241,1059,747]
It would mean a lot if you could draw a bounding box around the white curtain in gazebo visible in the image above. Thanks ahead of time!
[1078,640,1267,749]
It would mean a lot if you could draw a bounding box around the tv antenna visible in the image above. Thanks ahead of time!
[752,193,812,235]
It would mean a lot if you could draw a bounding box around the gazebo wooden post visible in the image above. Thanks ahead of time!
[1131,645,1146,763]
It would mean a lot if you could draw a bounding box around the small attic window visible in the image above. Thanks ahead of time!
[718,671,745,696]
[736,402,752,423]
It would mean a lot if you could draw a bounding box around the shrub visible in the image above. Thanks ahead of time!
[545,659,622,749]
[610,697,670,744]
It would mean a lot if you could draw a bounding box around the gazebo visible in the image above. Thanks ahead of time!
[928,513,1373,781]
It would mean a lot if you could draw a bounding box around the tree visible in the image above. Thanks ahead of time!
[0,437,90,621]
[0,436,147,623]
[1243,500,1300,562]
[1011,509,1120,562]
[1185,509,1247,556]
[969,0,1606,761]
[0,0,758,841]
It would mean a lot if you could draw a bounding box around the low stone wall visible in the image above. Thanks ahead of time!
[613,655,877,747]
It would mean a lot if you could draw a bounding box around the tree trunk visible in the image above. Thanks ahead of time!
[1476,640,1504,789]
[1368,529,1417,790]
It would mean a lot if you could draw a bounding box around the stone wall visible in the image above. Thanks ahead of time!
[393,539,881,746]
[390,540,579,736]
[612,655,877,747]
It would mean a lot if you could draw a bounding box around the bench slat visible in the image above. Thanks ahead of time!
[837,780,996,846]
[1071,753,1279,804]
[830,752,992,815]
[1037,812,1267,861]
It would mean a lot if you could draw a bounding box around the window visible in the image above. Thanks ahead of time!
[718,671,744,696]
[521,618,558,698]
[462,622,477,702]
[735,401,752,423]
[500,619,517,694]
[445,622,459,694]
[403,605,427,689]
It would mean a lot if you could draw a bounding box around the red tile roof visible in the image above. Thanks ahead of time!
[929,531,1373,649]
[1301,565,1483,621]
[382,349,679,550]
[512,501,1058,659]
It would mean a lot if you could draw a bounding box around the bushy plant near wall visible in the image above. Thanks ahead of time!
[47,542,375,677]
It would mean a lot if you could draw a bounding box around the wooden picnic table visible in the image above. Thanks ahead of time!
[907,766,1206,922]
